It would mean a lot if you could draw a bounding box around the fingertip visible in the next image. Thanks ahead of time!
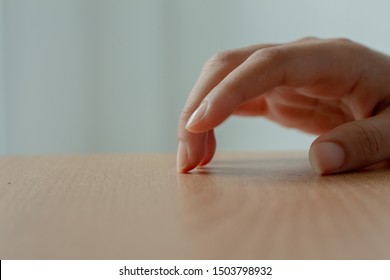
[199,130,217,166]
[309,141,346,175]
[176,130,209,173]
[176,140,188,173]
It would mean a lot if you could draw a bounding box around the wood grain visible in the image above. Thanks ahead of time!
[1,152,390,259]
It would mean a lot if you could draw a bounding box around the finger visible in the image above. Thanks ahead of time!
[233,96,268,116]
[199,129,216,166]
[177,134,208,173]
[185,39,374,133]
[309,109,390,174]
[178,44,277,172]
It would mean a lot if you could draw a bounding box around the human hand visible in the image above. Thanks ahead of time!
[177,38,390,175]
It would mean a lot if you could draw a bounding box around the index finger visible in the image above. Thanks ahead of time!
[184,38,366,133]
[177,44,276,172]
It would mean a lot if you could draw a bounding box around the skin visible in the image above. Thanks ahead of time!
[177,37,390,175]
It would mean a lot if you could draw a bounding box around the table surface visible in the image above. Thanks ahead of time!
[1,152,390,259]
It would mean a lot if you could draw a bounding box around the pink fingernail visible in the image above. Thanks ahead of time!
[309,142,345,174]
[185,100,209,130]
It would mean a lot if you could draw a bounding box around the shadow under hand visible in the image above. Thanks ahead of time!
[175,153,390,259]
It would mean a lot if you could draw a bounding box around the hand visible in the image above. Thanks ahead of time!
[177,37,390,175]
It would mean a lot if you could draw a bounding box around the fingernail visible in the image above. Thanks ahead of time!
[185,100,209,130]
[309,142,345,174]
[176,141,188,173]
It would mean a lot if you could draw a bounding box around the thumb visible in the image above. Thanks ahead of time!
[309,112,390,175]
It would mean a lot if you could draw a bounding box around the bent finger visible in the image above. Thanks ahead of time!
[185,39,370,133]
[199,129,216,166]
[178,44,277,172]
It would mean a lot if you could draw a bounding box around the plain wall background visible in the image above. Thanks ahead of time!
[0,0,5,154]
[1,0,390,155]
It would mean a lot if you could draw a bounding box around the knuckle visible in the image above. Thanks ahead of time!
[179,111,189,124]
[180,98,197,121]
[350,122,384,157]
[327,37,367,55]
[251,47,288,65]
[249,47,287,85]
[296,36,319,42]
[330,37,354,45]
[203,50,236,69]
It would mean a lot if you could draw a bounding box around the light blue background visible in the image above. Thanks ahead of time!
[1,0,389,155]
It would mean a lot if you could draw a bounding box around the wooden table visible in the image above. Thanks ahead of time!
[1,152,390,259]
